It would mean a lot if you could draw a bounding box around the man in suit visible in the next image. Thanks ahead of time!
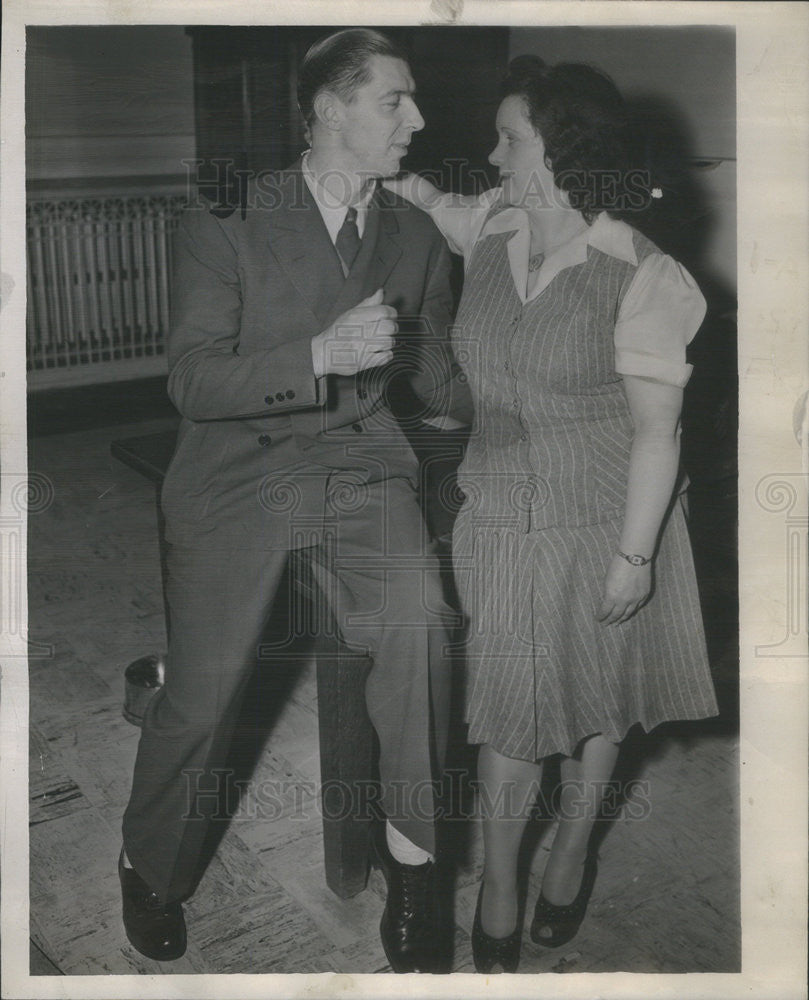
[118,28,471,973]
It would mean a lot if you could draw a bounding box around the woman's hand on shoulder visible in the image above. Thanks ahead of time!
[597,554,652,625]
[382,172,444,209]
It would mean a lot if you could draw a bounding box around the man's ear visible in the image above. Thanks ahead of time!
[313,90,343,132]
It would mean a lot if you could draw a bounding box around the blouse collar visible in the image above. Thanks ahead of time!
[479,199,638,304]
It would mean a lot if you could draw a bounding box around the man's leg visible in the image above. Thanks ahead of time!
[122,543,290,921]
[304,475,456,970]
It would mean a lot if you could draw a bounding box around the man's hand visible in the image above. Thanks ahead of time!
[311,289,397,378]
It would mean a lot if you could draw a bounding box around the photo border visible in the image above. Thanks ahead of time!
[2,2,807,998]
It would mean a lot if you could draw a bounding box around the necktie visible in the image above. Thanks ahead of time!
[335,206,361,274]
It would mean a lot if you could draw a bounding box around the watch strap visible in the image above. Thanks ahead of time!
[617,550,651,567]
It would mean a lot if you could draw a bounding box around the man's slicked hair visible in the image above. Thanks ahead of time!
[297,28,407,130]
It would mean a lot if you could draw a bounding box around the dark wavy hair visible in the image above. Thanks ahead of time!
[502,55,654,222]
[298,29,407,132]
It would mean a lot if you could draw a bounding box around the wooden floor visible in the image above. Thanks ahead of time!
[26,416,740,976]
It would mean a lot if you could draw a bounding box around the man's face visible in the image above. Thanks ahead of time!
[336,55,425,178]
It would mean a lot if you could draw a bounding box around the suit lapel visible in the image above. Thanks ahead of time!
[266,165,346,327]
[366,188,403,295]
[267,167,404,329]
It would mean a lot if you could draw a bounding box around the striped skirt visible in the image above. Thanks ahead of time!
[452,498,718,761]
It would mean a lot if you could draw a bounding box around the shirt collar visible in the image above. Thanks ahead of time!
[301,150,375,242]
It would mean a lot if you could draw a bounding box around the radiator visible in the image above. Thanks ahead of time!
[26,195,188,388]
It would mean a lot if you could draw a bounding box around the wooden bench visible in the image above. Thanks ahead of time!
[111,426,466,899]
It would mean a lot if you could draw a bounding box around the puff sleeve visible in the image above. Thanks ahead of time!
[614,253,706,388]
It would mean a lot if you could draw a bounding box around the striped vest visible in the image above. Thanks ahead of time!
[453,223,661,532]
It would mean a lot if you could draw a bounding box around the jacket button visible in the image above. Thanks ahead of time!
[285,389,295,400]
[357,388,367,400]
[265,395,274,405]
[352,423,363,433]
[258,434,272,447]
[275,392,285,402]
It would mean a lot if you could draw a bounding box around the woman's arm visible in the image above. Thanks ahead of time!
[383,173,497,258]
[597,374,684,626]
[382,172,448,209]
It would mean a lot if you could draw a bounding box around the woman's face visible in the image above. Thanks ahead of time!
[488,95,559,211]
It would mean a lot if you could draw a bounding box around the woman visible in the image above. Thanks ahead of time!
[385,56,718,972]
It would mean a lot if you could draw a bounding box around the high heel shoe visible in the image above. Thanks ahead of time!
[530,853,598,948]
[471,882,521,973]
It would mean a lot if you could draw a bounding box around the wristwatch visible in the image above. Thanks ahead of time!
[617,550,651,567]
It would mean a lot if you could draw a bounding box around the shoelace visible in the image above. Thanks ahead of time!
[397,864,433,921]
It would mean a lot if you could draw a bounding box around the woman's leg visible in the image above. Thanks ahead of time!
[539,734,620,910]
[477,743,544,937]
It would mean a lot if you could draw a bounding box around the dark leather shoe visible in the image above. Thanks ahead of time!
[471,882,521,973]
[530,853,598,948]
[118,850,187,961]
[371,824,443,973]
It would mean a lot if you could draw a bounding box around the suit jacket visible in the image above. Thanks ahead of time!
[161,161,471,549]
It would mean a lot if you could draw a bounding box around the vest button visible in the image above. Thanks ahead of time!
[352,423,363,433]
[275,392,285,402]
[258,434,272,447]
[286,389,295,399]
[357,388,368,400]
[265,395,274,405]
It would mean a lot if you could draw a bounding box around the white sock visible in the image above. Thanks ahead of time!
[385,820,433,866]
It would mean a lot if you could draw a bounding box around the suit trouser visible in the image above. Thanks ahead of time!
[122,476,454,904]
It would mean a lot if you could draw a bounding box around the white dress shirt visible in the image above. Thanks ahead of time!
[301,151,375,243]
